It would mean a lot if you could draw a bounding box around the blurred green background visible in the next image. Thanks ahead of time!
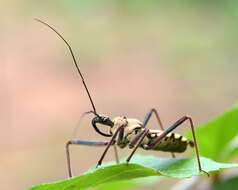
[2,1,238,190]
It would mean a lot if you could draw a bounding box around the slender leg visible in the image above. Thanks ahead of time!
[66,139,110,177]
[147,116,209,176]
[108,125,127,164]
[142,108,176,158]
[113,145,119,164]
[126,129,150,163]
[72,111,94,138]
[117,126,125,146]
[96,123,127,167]
[128,129,147,148]
[142,108,164,129]
[70,111,120,170]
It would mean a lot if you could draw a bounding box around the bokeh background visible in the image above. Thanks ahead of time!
[2,1,238,190]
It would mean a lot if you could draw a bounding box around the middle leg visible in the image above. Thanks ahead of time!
[142,108,176,158]
[126,128,150,163]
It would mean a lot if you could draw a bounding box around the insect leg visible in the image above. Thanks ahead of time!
[72,111,94,138]
[147,116,209,176]
[112,126,126,163]
[128,129,147,148]
[113,145,119,164]
[96,123,126,167]
[66,139,110,177]
[126,129,150,163]
[142,108,163,129]
[142,108,176,158]
[117,126,124,146]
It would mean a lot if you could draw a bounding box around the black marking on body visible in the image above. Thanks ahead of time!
[116,125,194,153]
[144,132,193,153]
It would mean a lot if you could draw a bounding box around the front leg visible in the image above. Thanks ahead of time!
[96,123,127,167]
[66,139,110,178]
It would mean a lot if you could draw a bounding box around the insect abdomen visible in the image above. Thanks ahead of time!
[145,132,194,153]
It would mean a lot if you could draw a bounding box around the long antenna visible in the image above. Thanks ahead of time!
[35,18,97,114]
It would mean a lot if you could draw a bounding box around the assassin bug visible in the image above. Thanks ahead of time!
[36,19,208,178]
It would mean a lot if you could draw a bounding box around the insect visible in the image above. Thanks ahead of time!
[36,19,208,178]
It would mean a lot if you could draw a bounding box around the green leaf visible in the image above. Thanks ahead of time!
[95,180,138,190]
[29,155,238,190]
[95,176,160,190]
[213,176,238,190]
[187,104,238,162]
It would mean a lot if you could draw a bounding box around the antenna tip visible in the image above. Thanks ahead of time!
[34,18,46,25]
